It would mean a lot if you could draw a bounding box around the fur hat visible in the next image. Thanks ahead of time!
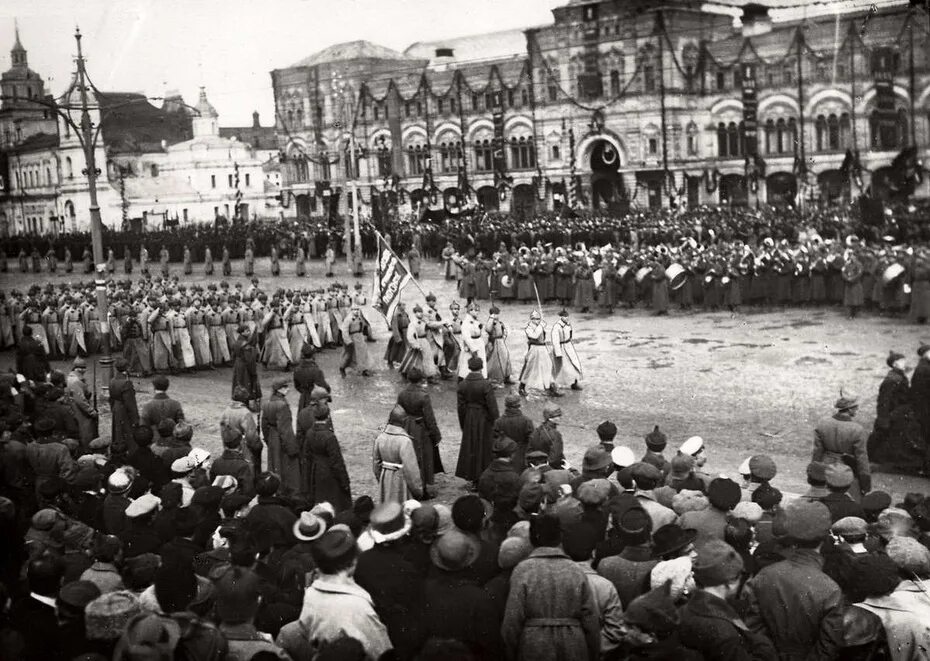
[672,489,709,516]
[85,591,142,640]
[645,425,667,451]
[692,539,744,587]
[624,582,679,636]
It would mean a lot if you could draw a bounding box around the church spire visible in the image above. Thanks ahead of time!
[11,19,27,68]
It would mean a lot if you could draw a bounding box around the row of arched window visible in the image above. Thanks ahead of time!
[14,163,56,189]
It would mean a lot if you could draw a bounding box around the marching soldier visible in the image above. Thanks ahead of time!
[222,244,232,277]
[339,304,372,377]
[551,309,582,392]
[123,246,133,274]
[401,304,439,383]
[183,244,193,275]
[140,244,150,277]
[186,299,212,369]
[121,308,151,376]
[485,304,512,385]
[295,244,306,277]
[519,309,558,397]
[459,301,486,379]
[385,301,409,370]
[204,245,214,275]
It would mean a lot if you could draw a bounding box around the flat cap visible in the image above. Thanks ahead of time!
[748,455,777,481]
[782,500,832,542]
[577,479,612,506]
[862,490,892,515]
[831,516,867,538]
[692,539,745,587]
[125,493,161,519]
[630,462,662,485]
[542,403,562,419]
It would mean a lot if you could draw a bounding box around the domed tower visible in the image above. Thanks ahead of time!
[0,21,56,145]
[192,87,219,138]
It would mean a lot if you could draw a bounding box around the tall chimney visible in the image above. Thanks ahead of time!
[741,3,772,37]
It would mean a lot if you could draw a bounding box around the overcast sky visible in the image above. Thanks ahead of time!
[0,0,558,126]
[0,0,898,127]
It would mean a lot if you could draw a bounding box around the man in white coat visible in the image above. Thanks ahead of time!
[458,301,487,379]
[550,309,583,391]
[372,404,423,504]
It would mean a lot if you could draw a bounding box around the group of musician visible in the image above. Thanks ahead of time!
[441,234,930,320]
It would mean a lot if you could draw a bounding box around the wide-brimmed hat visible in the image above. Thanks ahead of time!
[430,528,481,571]
[651,523,697,558]
[369,502,411,543]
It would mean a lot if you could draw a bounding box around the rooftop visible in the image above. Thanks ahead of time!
[288,40,416,68]
[404,28,529,67]
[97,91,193,154]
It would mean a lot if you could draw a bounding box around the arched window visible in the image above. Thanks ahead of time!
[776,118,787,154]
[509,136,536,170]
[286,110,294,126]
[898,109,909,147]
[717,123,728,157]
[474,139,494,172]
[827,114,840,150]
[686,122,699,156]
[839,113,851,149]
[295,107,303,127]
[643,60,656,92]
[783,60,794,86]
[787,118,798,153]
[764,119,775,154]
[406,145,426,175]
[727,122,740,157]
[815,115,827,151]
[376,143,392,176]
[610,70,621,97]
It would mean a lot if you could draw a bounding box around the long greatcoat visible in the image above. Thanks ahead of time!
[261,392,300,497]
[396,384,443,484]
[303,420,351,511]
[813,411,872,499]
[455,372,499,482]
[372,422,422,504]
[231,336,262,401]
[108,373,139,457]
[502,547,600,661]
[493,406,535,471]
[911,357,930,448]
[869,368,923,468]
[15,335,48,381]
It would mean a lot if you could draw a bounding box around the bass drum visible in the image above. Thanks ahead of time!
[882,262,905,285]
[665,263,687,290]
[635,266,652,284]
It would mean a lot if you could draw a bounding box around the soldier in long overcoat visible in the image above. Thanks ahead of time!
[455,357,499,484]
[493,394,535,471]
[261,378,300,497]
[911,343,930,451]
[396,367,443,486]
[869,350,923,471]
[231,326,261,403]
[372,405,423,504]
[302,403,351,511]
[108,357,139,459]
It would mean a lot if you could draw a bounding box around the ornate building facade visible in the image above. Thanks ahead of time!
[270,0,930,218]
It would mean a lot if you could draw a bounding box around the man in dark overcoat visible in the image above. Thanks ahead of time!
[396,367,443,487]
[139,375,185,436]
[293,345,330,411]
[15,325,48,382]
[455,357,499,485]
[108,357,139,459]
[493,394,535,471]
[911,343,930,456]
[869,350,923,471]
[231,325,262,404]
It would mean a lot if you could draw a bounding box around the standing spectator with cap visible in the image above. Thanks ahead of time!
[15,325,48,382]
[870,350,922,472]
[139,375,185,436]
[25,417,75,495]
[303,402,352,512]
[502,513,600,661]
[528,403,564,470]
[597,504,656,607]
[215,566,290,660]
[262,377,300,498]
[422,526,503,658]
[912,342,930,454]
[494,393,535,471]
[80,534,125,594]
[8,554,66,661]
[801,461,830,501]
[67,357,97,446]
[108,357,138,459]
[631,462,678,532]
[298,527,393,660]
[595,420,617,453]
[641,425,670,476]
[821,465,865,522]
[477,435,521,505]
[220,386,261,471]
[121,493,163,558]
[102,470,134,536]
[738,454,777,501]
[679,540,779,660]
[743,500,845,660]
[127,425,170,490]
[372,405,423,504]
[678,436,712,488]
[667,454,705,492]
[294,344,330,412]
[396,366,444,488]
[455,356,499,489]
[680,477,742,542]
[571,445,616,496]
[813,390,871,500]
[211,430,256,498]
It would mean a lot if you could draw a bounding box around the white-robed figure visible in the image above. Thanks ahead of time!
[484,305,512,385]
[286,297,320,361]
[261,303,293,370]
[458,301,487,379]
[61,300,84,356]
[42,305,65,358]
[205,304,231,366]
[372,405,423,504]
[400,304,439,381]
[221,300,240,351]
[148,303,176,372]
[550,309,583,391]
[170,304,196,369]
[339,304,372,377]
[186,300,212,368]
[311,294,334,346]
[518,309,560,397]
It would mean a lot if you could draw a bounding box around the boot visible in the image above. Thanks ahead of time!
[548,384,563,398]
[518,383,527,398]
[571,381,583,391]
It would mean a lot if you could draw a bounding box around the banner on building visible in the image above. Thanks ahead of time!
[741,64,758,156]
[372,234,411,323]
[491,92,508,184]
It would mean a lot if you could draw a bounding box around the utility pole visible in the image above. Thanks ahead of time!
[75,28,112,385]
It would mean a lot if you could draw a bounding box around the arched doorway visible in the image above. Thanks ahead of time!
[817,170,845,205]
[443,187,465,215]
[477,186,499,211]
[512,184,535,219]
[719,174,748,207]
[766,172,797,208]
[589,139,622,209]
[870,166,903,201]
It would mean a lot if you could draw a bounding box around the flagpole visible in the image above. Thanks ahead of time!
[366,221,430,299]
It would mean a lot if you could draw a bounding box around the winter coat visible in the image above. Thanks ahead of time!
[494,408,535,471]
[66,371,97,445]
[25,437,75,494]
[502,547,600,661]
[231,338,261,401]
[455,372,499,482]
[913,358,930,440]
[528,421,564,469]
[372,422,422,504]
[396,384,443,484]
[871,368,922,467]
[261,393,300,497]
[293,359,330,411]
[108,373,138,456]
[139,393,185,435]
[853,580,930,661]
[422,570,504,660]
[211,449,255,497]
[303,421,351,511]
[743,548,845,661]
[477,459,522,504]
[15,335,48,381]
[679,590,779,661]
[813,411,872,497]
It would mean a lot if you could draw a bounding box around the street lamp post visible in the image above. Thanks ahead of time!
[74,28,113,386]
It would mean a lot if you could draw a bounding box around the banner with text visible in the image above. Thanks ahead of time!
[741,63,758,156]
[372,235,411,323]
